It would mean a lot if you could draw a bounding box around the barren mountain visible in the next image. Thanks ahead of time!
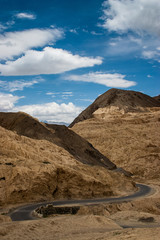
[69,88,160,127]
[0,92,160,240]
[71,89,160,180]
[0,111,115,170]
[0,112,135,206]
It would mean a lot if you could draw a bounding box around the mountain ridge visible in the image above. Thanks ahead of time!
[69,88,160,127]
[0,111,116,170]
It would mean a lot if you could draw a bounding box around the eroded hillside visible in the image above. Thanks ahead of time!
[71,89,160,181]
[0,113,135,206]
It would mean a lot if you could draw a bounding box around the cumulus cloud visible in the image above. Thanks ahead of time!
[0,28,64,60]
[0,92,82,123]
[0,47,102,76]
[0,92,23,111]
[16,12,36,20]
[0,77,42,92]
[65,72,136,88]
[102,0,160,36]
[13,102,82,123]
[101,1,160,63]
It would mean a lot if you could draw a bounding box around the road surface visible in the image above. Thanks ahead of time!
[9,183,152,221]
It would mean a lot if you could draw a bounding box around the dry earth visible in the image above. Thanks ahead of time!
[69,89,160,239]
[0,89,160,239]
[0,125,135,206]
[1,201,160,240]
[72,107,160,181]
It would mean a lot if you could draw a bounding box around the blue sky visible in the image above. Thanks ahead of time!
[0,0,159,123]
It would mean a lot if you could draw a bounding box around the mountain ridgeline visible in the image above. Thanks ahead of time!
[0,111,116,170]
[69,88,160,127]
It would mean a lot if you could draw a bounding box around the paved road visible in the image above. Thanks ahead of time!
[9,183,152,221]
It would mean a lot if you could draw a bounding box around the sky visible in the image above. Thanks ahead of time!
[0,0,160,124]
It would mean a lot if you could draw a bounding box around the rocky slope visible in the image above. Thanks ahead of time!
[71,89,160,180]
[0,112,135,206]
[69,88,160,127]
[0,112,115,170]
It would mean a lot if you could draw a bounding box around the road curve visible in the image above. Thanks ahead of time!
[9,183,152,221]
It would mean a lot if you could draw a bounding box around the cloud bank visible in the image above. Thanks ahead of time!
[13,102,82,123]
[101,0,160,63]
[0,92,82,123]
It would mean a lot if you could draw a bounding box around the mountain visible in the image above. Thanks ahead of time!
[71,89,160,180]
[69,88,160,127]
[0,111,135,205]
[0,111,115,170]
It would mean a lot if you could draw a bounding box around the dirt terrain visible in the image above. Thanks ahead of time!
[72,107,160,180]
[1,195,160,240]
[72,89,160,181]
[0,88,160,239]
[0,127,135,206]
[0,111,136,206]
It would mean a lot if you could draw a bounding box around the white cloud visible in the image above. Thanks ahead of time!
[63,92,73,95]
[142,51,156,59]
[69,29,78,34]
[0,28,64,60]
[91,31,103,36]
[142,50,160,62]
[0,77,42,92]
[101,1,160,63]
[0,23,7,31]
[0,91,82,123]
[77,98,93,103]
[0,92,23,111]
[16,12,36,20]
[46,92,55,95]
[65,72,136,88]
[147,75,152,78]
[0,21,15,32]
[102,0,160,36]
[46,91,73,99]
[0,47,102,76]
[13,102,82,123]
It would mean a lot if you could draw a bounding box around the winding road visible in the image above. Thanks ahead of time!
[9,183,153,221]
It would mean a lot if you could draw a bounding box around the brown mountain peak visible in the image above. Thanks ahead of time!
[69,88,160,127]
